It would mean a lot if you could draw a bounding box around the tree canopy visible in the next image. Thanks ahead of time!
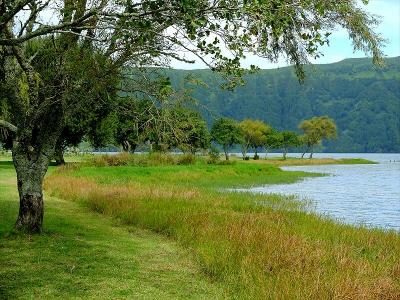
[299,116,337,158]
[211,117,242,160]
[239,119,271,159]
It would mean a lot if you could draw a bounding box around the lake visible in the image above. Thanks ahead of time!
[242,153,400,231]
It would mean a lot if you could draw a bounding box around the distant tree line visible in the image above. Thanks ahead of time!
[210,116,337,160]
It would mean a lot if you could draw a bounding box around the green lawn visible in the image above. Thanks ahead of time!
[0,161,226,299]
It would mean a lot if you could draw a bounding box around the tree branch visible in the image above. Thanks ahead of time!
[0,119,18,132]
[0,9,97,46]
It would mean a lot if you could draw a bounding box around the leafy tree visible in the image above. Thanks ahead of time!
[211,118,243,161]
[114,98,155,153]
[299,116,337,158]
[239,119,271,159]
[263,129,282,157]
[0,0,385,232]
[276,131,301,160]
[172,108,210,154]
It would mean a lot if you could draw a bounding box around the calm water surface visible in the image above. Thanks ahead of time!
[245,153,400,231]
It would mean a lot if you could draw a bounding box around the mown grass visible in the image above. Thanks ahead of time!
[0,160,227,299]
[43,154,400,299]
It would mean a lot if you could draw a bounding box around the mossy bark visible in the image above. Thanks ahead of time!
[13,147,50,233]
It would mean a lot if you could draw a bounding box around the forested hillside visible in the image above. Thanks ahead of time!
[167,57,400,153]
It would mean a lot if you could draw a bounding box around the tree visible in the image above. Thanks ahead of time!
[299,116,337,158]
[0,0,385,232]
[172,108,210,154]
[115,98,154,153]
[211,118,242,161]
[239,119,270,159]
[276,131,301,160]
[299,135,311,159]
[263,129,282,157]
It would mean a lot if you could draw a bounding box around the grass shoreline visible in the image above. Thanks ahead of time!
[1,154,398,299]
[47,155,399,299]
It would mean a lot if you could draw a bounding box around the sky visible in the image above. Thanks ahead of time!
[171,0,400,69]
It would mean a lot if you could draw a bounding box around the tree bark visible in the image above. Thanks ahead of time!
[224,146,229,161]
[283,148,287,160]
[13,148,50,233]
[309,146,314,159]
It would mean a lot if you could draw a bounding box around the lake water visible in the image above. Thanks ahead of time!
[243,153,400,231]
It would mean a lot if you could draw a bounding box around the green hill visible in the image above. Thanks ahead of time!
[167,57,400,153]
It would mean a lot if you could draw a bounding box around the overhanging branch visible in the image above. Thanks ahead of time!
[0,120,18,133]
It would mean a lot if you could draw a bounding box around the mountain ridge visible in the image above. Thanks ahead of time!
[166,56,400,152]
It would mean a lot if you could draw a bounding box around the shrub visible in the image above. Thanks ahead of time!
[177,154,196,165]
[207,146,220,164]
[91,152,133,166]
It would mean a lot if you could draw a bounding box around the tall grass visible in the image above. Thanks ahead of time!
[90,152,205,167]
[45,162,400,299]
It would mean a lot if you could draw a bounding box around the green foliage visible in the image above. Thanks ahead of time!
[210,118,243,160]
[114,98,154,153]
[299,116,337,157]
[166,57,400,153]
[275,131,301,159]
[169,108,210,154]
[239,119,271,159]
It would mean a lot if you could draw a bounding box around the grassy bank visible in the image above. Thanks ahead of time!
[41,154,400,299]
[0,161,226,299]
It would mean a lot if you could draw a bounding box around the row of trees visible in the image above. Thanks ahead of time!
[105,109,337,161]
[210,116,337,160]
[51,105,336,162]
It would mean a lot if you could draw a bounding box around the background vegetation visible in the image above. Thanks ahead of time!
[167,56,400,153]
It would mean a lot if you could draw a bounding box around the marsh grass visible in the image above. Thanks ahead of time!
[44,160,400,299]
[88,152,375,168]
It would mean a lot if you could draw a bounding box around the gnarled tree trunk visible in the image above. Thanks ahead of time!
[13,146,52,233]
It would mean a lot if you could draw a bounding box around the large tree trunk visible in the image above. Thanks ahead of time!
[13,148,50,233]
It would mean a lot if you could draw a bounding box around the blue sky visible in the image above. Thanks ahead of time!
[172,0,400,69]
